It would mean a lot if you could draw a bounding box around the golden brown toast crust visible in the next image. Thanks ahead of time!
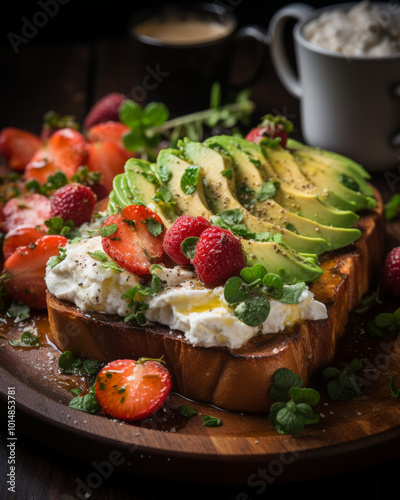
[46,188,385,413]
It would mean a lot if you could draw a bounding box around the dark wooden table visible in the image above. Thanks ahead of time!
[1,23,400,500]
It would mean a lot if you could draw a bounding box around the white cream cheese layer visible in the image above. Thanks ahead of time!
[304,1,400,56]
[45,237,328,349]
[45,236,140,317]
[144,283,327,349]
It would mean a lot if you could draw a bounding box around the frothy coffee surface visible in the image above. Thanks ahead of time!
[303,1,400,56]
[133,13,234,45]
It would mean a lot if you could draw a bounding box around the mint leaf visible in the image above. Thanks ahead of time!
[69,386,101,414]
[157,164,172,183]
[385,193,400,221]
[88,250,108,263]
[240,264,267,284]
[234,294,270,327]
[279,282,306,304]
[256,181,280,202]
[143,217,164,237]
[220,209,243,226]
[202,415,222,427]
[221,168,232,179]
[181,236,199,260]
[322,358,363,400]
[181,165,200,195]
[100,223,118,237]
[224,276,250,304]
[178,405,198,418]
[270,368,303,402]
[8,331,40,347]
[142,102,169,128]
[269,368,320,435]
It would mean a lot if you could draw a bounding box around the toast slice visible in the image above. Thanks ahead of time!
[46,188,384,413]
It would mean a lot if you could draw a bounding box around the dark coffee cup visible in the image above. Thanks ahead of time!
[129,2,269,115]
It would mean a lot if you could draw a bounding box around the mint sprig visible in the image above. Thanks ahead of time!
[119,83,254,161]
[365,307,400,337]
[223,263,306,327]
[322,358,363,401]
[269,368,320,436]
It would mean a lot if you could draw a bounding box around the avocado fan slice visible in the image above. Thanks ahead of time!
[157,146,322,283]
[180,141,329,256]
[212,134,360,228]
[286,138,371,181]
[204,137,361,251]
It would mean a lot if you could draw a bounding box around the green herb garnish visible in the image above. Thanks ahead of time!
[365,307,400,337]
[69,385,102,414]
[322,358,363,401]
[268,368,320,436]
[180,165,200,195]
[143,217,164,237]
[202,415,223,427]
[178,405,198,419]
[385,193,400,221]
[8,331,39,347]
[100,223,118,237]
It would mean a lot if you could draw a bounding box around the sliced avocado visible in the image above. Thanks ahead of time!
[241,239,322,284]
[182,140,329,255]
[287,138,371,180]
[124,158,174,225]
[159,145,322,283]
[213,134,360,228]
[261,145,360,211]
[205,137,361,251]
[293,154,377,211]
[157,148,215,220]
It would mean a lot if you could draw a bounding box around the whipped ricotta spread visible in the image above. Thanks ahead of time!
[45,236,328,350]
[303,1,400,56]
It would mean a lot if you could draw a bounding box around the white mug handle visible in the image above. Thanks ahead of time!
[392,84,400,147]
[269,3,314,99]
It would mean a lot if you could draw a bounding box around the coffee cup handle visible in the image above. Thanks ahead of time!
[269,3,314,98]
[229,25,270,88]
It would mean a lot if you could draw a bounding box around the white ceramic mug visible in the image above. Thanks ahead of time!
[269,2,400,172]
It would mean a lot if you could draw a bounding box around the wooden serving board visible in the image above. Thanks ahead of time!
[1,253,400,485]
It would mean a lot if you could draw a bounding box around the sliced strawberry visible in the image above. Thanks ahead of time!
[86,141,131,193]
[86,121,130,147]
[24,128,88,184]
[3,193,51,234]
[4,234,68,309]
[0,127,43,172]
[2,225,48,260]
[95,358,172,422]
[101,205,165,275]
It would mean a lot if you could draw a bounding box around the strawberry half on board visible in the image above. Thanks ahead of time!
[0,127,43,172]
[24,128,88,184]
[4,234,68,309]
[95,358,172,421]
[101,205,166,276]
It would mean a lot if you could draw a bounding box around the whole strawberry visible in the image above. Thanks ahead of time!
[163,215,211,266]
[83,93,126,130]
[382,246,400,297]
[193,226,245,285]
[50,183,96,227]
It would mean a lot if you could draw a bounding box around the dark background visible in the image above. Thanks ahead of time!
[1,0,348,45]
